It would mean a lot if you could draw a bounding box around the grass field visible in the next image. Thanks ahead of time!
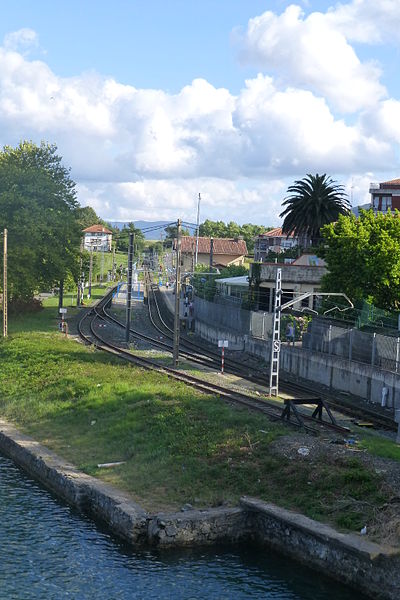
[0,293,396,534]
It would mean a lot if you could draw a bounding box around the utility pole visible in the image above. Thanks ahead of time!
[100,244,105,284]
[195,193,201,267]
[88,245,93,297]
[125,232,134,343]
[111,245,116,281]
[77,239,84,306]
[3,228,7,338]
[209,237,214,271]
[191,240,195,274]
[173,218,182,367]
[58,279,64,312]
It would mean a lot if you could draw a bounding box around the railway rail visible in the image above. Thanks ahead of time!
[77,287,351,436]
[144,275,397,433]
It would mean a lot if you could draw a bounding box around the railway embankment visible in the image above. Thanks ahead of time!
[1,299,400,599]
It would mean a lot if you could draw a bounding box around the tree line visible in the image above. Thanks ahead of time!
[0,142,82,307]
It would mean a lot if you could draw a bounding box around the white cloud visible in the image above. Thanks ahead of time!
[0,22,399,224]
[238,4,386,113]
[77,178,286,226]
[328,0,400,44]
[3,28,38,53]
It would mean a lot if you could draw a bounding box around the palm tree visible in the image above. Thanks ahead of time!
[280,173,350,246]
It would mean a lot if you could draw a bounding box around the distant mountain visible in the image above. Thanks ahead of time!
[109,220,172,240]
[351,203,371,217]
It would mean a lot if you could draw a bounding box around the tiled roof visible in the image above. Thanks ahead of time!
[82,224,113,234]
[180,236,247,256]
[259,227,296,238]
[380,178,400,187]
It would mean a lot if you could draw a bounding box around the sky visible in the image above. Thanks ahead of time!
[1,0,400,226]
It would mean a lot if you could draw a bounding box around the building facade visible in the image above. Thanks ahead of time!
[250,255,327,312]
[370,178,400,214]
[82,224,113,252]
[254,228,298,261]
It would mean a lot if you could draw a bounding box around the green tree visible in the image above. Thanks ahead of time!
[0,141,81,303]
[280,173,350,246]
[199,219,228,238]
[75,206,104,230]
[198,219,268,254]
[115,223,145,254]
[240,223,269,253]
[320,209,400,310]
[164,224,190,240]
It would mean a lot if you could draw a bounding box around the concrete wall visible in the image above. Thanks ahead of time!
[242,497,400,600]
[257,262,327,284]
[280,346,400,409]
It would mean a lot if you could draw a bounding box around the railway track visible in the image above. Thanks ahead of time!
[77,288,351,436]
[143,271,397,433]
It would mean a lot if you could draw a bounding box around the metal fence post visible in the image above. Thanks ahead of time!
[349,328,353,362]
[396,337,400,373]
[262,312,266,340]
[328,325,332,355]
[371,332,376,366]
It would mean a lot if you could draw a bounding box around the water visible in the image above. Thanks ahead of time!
[0,454,367,600]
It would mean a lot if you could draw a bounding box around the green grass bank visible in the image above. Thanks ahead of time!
[0,295,398,539]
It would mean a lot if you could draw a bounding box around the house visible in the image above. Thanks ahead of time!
[370,178,400,213]
[82,224,113,252]
[215,275,250,304]
[249,254,327,312]
[254,228,298,261]
[178,236,248,273]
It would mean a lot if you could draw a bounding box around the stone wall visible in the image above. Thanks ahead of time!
[147,507,251,547]
[242,497,400,600]
[0,420,148,544]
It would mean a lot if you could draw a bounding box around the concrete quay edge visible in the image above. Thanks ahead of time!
[0,417,399,599]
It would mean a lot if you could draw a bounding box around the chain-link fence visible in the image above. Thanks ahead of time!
[303,318,400,373]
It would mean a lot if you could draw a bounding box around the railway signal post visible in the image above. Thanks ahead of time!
[218,339,228,374]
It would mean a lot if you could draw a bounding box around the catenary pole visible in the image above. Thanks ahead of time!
[125,232,134,343]
[3,228,7,338]
[195,193,201,267]
[173,219,182,367]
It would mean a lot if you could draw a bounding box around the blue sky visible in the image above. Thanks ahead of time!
[1,1,400,225]
[0,1,276,91]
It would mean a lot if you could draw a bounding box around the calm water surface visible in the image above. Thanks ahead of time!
[0,455,367,600]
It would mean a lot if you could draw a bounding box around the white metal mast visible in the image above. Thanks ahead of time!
[269,268,282,396]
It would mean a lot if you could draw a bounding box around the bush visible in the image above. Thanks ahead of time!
[8,298,43,315]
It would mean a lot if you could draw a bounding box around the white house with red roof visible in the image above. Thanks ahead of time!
[254,228,299,261]
[369,178,400,213]
[82,224,113,252]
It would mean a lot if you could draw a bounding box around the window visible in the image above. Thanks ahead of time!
[382,196,392,211]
